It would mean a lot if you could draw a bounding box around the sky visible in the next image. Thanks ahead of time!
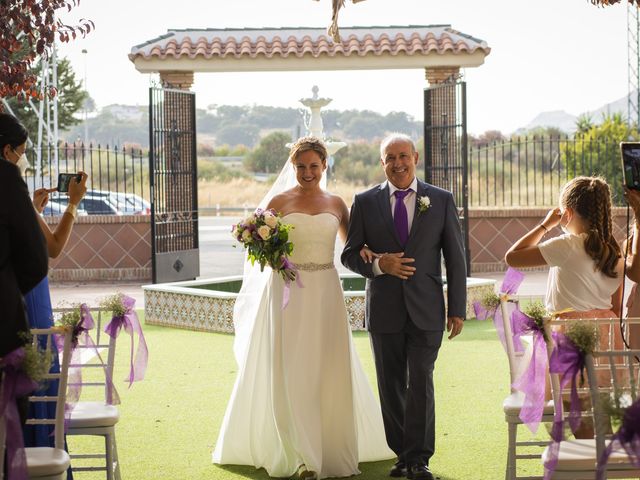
[55,0,630,136]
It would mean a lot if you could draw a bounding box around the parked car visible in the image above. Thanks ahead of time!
[51,192,122,215]
[85,190,151,215]
[41,200,88,217]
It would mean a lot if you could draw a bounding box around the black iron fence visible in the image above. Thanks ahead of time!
[469,136,625,207]
[24,143,150,215]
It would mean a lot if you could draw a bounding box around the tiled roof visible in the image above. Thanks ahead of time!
[129,25,490,62]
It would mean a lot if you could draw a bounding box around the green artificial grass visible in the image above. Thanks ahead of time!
[68,316,549,480]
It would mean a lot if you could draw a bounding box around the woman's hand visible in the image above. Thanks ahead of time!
[68,171,88,206]
[624,187,640,221]
[359,245,381,264]
[32,187,56,213]
[541,207,562,231]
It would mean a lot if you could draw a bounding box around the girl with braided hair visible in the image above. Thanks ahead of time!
[506,175,623,319]
[506,176,624,438]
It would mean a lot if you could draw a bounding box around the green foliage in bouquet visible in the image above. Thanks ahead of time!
[100,293,127,318]
[232,208,296,279]
[56,304,82,329]
[481,292,500,310]
[523,301,549,342]
[565,321,599,355]
[17,332,52,384]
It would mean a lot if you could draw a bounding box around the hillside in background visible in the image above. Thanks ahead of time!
[521,89,638,133]
[61,104,423,148]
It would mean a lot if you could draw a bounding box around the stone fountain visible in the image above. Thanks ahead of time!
[295,86,347,156]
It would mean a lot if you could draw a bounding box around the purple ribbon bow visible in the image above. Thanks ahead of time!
[511,309,548,433]
[280,257,303,310]
[103,296,148,393]
[596,397,640,479]
[543,331,588,478]
[66,305,120,409]
[472,268,525,351]
[0,348,38,480]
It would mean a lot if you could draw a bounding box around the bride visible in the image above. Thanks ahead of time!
[212,137,393,478]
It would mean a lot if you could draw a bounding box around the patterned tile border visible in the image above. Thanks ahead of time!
[143,275,496,333]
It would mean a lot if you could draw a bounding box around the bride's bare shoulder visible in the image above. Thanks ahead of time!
[267,189,298,212]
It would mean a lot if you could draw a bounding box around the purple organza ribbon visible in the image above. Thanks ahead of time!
[103,296,148,394]
[0,348,38,480]
[66,305,120,408]
[543,331,587,479]
[472,267,525,351]
[280,257,303,310]
[596,397,640,479]
[511,309,548,433]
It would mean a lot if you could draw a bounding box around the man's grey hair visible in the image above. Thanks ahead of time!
[380,133,416,157]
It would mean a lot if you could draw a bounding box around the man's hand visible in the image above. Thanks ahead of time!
[447,316,464,339]
[378,252,415,279]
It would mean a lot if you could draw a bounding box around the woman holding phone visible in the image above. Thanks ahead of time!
[0,113,87,469]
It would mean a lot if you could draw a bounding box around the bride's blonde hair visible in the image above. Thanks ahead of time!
[289,136,327,163]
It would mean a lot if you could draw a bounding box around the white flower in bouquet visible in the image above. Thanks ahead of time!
[264,212,278,228]
[257,225,272,240]
[242,229,253,242]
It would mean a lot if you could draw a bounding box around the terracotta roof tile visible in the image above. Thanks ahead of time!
[129,25,490,62]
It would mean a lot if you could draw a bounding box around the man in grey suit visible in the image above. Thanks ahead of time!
[341,133,466,480]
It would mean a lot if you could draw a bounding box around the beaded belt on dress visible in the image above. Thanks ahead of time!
[295,262,335,272]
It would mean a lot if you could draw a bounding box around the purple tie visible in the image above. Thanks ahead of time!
[393,189,411,246]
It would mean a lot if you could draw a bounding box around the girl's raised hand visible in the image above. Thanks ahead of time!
[542,207,562,230]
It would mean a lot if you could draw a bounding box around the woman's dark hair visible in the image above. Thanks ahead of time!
[0,113,29,160]
[561,176,621,278]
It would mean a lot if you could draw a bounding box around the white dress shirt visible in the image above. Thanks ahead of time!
[372,177,418,276]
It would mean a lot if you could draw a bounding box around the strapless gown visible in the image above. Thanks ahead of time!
[213,212,393,478]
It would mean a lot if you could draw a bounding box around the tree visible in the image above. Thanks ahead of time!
[343,116,385,140]
[243,131,292,173]
[216,124,260,148]
[561,113,640,203]
[6,57,87,135]
[0,0,93,100]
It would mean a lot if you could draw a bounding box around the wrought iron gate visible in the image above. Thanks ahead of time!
[149,87,199,283]
[424,81,470,273]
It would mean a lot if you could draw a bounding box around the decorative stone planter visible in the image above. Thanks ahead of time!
[143,274,496,333]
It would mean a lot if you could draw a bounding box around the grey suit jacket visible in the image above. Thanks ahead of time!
[341,179,467,333]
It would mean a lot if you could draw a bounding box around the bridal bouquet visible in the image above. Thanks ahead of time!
[232,208,296,281]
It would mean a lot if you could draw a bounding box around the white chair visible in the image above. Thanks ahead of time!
[500,296,554,480]
[541,317,640,479]
[53,307,121,480]
[0,326,73,480]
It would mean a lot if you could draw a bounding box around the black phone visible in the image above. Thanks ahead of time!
[57,173,81,193]
[621,142,640,191]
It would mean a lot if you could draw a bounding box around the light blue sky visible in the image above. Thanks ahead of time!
[57,0,629,135]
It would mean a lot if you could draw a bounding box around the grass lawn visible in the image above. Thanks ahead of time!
[68,316,549,480]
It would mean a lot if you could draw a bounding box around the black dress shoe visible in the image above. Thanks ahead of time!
[406,464,434,480]
[389,461,407,477]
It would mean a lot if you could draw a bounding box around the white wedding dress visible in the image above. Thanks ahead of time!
[213,212,393,478]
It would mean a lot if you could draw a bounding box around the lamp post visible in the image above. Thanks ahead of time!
[82,48,88,148]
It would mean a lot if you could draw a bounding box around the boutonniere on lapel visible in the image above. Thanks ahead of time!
[417,195,431,215]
